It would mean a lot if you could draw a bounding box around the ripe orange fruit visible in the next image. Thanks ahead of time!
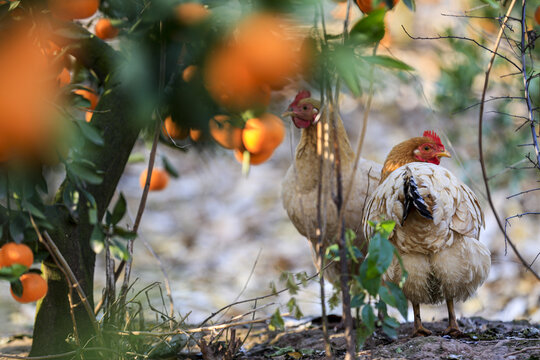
[209,115,243,149]
[0,243,34,268]
[162,116,189,139]
[0,248,5,268]
[190,128,202,142]
[48,0,100,20]
[139,168,169,191]
[85,111,93,122]
[233,14,306,90]
[182,65,198,83]
[11,273,48,303]
[0,20,62,162]
[233,148,273,165]
[535,6,540,25]
[95,18,119,40]
[204,46,271,111]
[74,88,99,110]
[242,113,285,155]
[355,0,399,13]
[175,2,209,26]
[56,67,71,87]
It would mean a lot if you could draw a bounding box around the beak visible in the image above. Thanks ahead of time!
[437,150,452,158]
[281,111,294,117]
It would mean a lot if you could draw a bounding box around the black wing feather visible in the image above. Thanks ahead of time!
[402,168,433,225]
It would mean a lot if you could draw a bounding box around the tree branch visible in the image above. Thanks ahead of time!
[476,0,540,281]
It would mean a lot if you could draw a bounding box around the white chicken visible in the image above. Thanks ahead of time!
[363,131,491,337]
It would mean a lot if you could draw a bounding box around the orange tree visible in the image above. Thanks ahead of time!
[0,0,417,357]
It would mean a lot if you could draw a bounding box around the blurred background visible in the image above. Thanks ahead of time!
[1,0,539,337]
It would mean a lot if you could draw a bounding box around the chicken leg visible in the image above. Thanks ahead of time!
[412,302,432,337]
[443,298,462,337]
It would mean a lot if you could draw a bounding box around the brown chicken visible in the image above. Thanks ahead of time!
[363,131,491,337]
[281,90,381,284]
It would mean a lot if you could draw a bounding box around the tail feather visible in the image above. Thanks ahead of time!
[402,168,433,225]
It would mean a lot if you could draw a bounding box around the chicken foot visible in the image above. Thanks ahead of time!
[443,298,463,337]
[412,302,432,337]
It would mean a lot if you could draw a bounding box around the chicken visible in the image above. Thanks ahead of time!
[362,131,491,337]
[281,90,381,284]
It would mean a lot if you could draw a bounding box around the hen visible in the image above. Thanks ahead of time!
[363,131,491,337]
[281,90,381,284]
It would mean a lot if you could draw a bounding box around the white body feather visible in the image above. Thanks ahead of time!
[363,162,491,304]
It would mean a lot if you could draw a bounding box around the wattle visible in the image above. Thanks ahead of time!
[292,117,312,129]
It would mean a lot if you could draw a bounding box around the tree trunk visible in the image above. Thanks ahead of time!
[30,74,142,356]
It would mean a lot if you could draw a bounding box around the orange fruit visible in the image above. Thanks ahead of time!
[233,148,273,165]
[233,14,306,90]
[139,168,169,191]
[535,6,540,25]
[209,115,243,149]
[0,243,34,268]
[175,2,209,26]
[56,67,71,87]
[74,88,99,110]
[48,0,100,20]
[204,46,271,111]
[95,18,119,40]
[242,113,285,155]
[182,65,198,83]
[0,248,5,268]
[162,116,189,139]
[190,128,202,142]
[11,273,48,303]
[355,0,399,13]
[0,20,61,161]
[85,111,93,122]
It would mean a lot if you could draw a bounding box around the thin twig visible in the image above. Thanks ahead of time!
[401,25,522,71]
[520,0,540,170]
[504,346,540,357]
[197,266,326,328]
[477,0,540,280]
[506,187,540,199]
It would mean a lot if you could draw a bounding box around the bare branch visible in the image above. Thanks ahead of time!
[401,25,522,71]
[477,0,540,281]
[506,187,540,199]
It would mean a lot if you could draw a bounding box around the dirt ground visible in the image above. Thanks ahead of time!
[233,317,540,360]
[0,317,538,359]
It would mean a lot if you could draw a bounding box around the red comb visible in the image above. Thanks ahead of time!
[289,90,311,107]
[423,130,442,145]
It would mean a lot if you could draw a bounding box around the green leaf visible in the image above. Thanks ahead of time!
[110,193,127,225]
[90,225,105,254]
[10,278,23,298]
[22,200,46,220]
[9,214,27,243]
[128,153,145,163]
[113,226,137,240]
[67,162,103,185]
[351,292,366,308]
[110,237,130,261]
[162,155,179,178]
[76,121,105,146]
[268,308,284,331]
[388,282,408,318]
[332,46,362,96]
[378,284,399,312]
[402,0,416,11]
[361,304,376,333]
[8,1,20,11]
[349,9,386,45]
[362,55,414,71]
[0,264,28,282]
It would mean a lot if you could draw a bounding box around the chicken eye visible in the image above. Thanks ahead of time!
[423,146,430,151]
[303,106,308,110]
